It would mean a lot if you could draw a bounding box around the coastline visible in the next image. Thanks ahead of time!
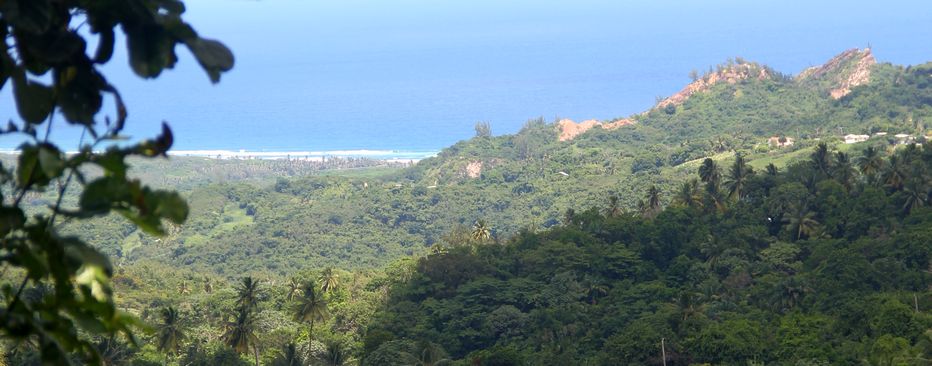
[0,148,439,163]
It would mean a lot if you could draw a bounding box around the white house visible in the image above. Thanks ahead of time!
[844,134,870,144]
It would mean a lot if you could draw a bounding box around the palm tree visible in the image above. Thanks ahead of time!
[810,143,833,177]
[287,278,302,301]
[410,341,451,366]
[698,158,721,186]
[605,195,622,217]
[224,306,260,366]
[765,163,779,176]
[725,152,753,200]
[236,277,262,311]
[156,307,184,356]
[881,154,908,191]
[178,280,191,296]
[315,341,354,366]
[293,282,329,339]
[271,343,303,366]
[673,179,703,209]
[643,185,662,218]
[901,179,929,215]
[563,208,576,226]
[833,152,856,190]
[857,146,885,184]
[471,219,491,241]
[782,201,821,241]
[319,267,340,294]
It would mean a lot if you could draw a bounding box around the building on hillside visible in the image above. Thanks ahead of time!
[894,134,914,145]
[844,134,870,144]
[768,136,794,147]
[873,132,888,136]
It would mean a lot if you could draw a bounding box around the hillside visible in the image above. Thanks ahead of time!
[363,143,932,365]
[57,49,932,276]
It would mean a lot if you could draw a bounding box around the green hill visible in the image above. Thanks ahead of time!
[64,48,932,276]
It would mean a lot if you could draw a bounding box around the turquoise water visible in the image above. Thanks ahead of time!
[1,0,931,157]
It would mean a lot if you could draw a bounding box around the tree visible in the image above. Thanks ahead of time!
[644,185,662,218]
[179,280,191,295]
[699,158,722,186]
[156,307,185,356]
[674,179,703,209]
[810,143,833,178]
[204,277,214,294]
[224,307,260,366]
[605,195,623,217]
[0,0,232,363]
[471,219,492,242]
[881,154,908,191]
[857,146,885,184]
[782,200,821,241]
[294,282,329,339]
[901,178,928,215]
[725,153,753,200]
[474,121,492,138]
[288,278,302,301]
[272,343,304,366]
[236,277,262,311]
[315,341,354,366]
[319,267,340,294]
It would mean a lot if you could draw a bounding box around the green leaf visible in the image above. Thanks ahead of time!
[37,144,64,180]
[150,190,189,224]
[0,207,26,236]
[79,177,130,214]
[185,38,234,83]
[94,28,115,63]
[126,26,176,79]
[12,73,54,124]
[16,144,45,187]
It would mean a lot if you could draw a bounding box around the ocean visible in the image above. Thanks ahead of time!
[1,0,931,159]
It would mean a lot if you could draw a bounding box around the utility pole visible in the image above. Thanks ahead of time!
[916,293,920,313]
[661,338,667,366]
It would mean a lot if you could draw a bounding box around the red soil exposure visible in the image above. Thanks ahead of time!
[655,63,771,110]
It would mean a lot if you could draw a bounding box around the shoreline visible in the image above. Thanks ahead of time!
[0,148,439,163]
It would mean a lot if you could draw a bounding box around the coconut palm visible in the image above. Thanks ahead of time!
[725,152,753,200]
[319,267,340,294]
[287,278,302,301]
[832,152,856,190]
[223,307,260,366]
[881,154,908,191]
[605,195,622,217]
[315,341,354,366]
[766,163,778,176]
[857,146,885,184]
[156,307,184,356]
[643,185,662,218]
[410,341,451,366]
[471,219,491,241]
[674,179,703,208]
[294,282,329,339]
[272,343,304,366]
[782,201,821,241]
[563,208,576,226]
[810,143,833,178]
[178,280,191,296]
[698,158,721,186]
[901,179,929,215]
[235,276,262,311]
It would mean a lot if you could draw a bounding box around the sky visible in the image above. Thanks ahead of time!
[1,0,931,151]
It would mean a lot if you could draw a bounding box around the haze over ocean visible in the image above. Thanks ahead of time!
[1,0,931,155]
